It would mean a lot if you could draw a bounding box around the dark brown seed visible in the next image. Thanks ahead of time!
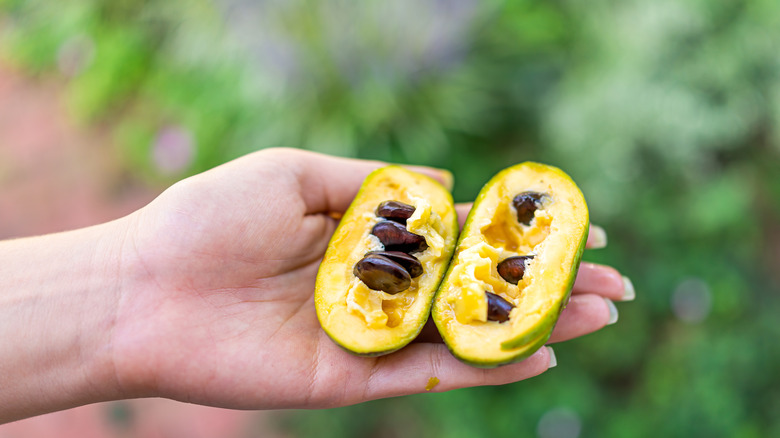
[497,255,534,285]
[376,201,416,224]
[366,251,423,278]
[512,192,544,225]
[486,292,515,323]
[353,254,411,294]
[371,221,428,253]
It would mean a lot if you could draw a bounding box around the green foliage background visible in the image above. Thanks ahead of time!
[2,0,779,436]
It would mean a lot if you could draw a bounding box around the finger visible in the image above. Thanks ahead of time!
[572,262,634,301]
[265,148,453,214]
[455,203,472,229]
[358,343,553,401]
[409,166,453,191]
[547,294,617,343]
[586,224,607,249]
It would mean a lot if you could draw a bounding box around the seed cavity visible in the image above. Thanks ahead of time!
[376,201,416,224]
[486,292,515,323]
[353,254,412,294]
[371,221,428,253]
[353,201,429,296]
[512,192,544,225]
[497,255,534,285]
[366,251,423,278]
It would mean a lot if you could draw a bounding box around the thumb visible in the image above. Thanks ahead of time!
[264,148,453,214]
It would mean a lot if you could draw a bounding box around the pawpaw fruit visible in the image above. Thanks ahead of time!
[432,162,589,367]
[315,166,458,355]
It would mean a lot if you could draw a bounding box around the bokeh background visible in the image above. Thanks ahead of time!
[1,0,779,437]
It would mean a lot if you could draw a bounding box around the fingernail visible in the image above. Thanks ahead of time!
[589,225,607,249]
[545,346,557,368]
[605,298,619,325]
[438,169,454,191]
[621,276,635,302]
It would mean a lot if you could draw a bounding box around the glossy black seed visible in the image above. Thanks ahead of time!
[512,192,544,225]
[353,254,411,294]
[486,292,515,323]
[366,251,423,278]
[497,255,534,285]
[376,201,416,224]
[371,221,428,253]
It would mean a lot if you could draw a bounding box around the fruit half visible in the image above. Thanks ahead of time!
[432,162,588,367]
[315,166,458,355]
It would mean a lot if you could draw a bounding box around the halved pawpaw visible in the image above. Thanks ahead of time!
[432,162,588,367]
[315,166,458,355]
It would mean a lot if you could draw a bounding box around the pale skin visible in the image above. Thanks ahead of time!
[0,148,630,424]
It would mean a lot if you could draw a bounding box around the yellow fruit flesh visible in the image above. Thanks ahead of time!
[316,167,457,354]
[434,163,588,365]
[425,377,440,391]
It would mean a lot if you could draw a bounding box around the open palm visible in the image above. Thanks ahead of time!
[109,148,628,410]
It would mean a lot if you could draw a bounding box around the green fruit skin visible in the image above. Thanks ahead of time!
[450,329,552,369]
[315,166,458,356]
[433,162,589,368]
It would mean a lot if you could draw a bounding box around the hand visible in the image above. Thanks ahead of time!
[0,148,633,423]
[109,148,631,410]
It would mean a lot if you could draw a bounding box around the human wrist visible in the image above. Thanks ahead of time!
[0,218,130,423]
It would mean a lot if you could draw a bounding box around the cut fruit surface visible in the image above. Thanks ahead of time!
[315,166,458,355]
[432,162,588,367]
